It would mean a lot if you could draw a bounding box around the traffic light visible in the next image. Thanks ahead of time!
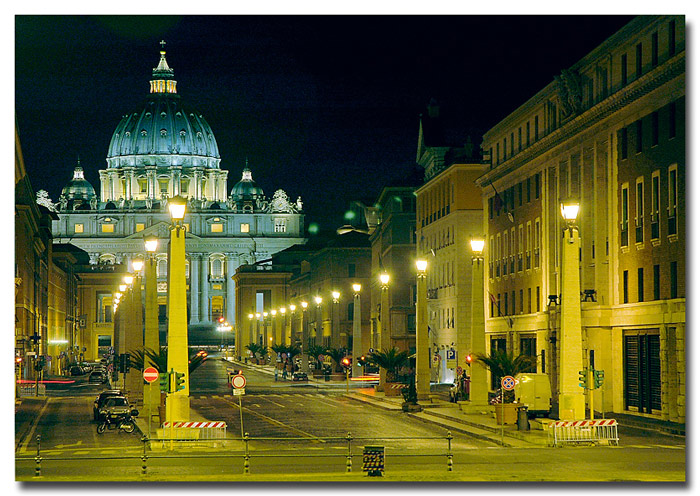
[175,371,186,391]
[341,357,351,369]
[15,356,23,365]
[465,354,473,366]
[119,353,131,373]
[159,371,171,393]
[356,355,365,367]
[578,368,588,388]
[593,369,605,389]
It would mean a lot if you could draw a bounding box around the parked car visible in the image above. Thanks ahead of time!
[89,371,108,384]
[70,365,89,376]
[98,396,138,419]
[292,371,308,381]
[93,390,126,420]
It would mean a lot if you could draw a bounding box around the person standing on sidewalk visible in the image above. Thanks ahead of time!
[274,367,279,381]
[282,363,288,380]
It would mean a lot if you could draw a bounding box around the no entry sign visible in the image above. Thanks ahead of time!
[231,374,246,389]
[143,367,159,383]
[501,375,516,391]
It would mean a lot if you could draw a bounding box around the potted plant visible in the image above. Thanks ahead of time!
[475,350,537,425]
[246,343,262,364]
[401,380,422,412]
[368,348,410,396]
[306,344,326,377]
[325,347,349,380]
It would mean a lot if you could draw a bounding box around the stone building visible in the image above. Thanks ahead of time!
[47,45,306,356]
[476,15,685,423]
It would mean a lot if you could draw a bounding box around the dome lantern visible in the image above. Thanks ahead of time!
[150,40,177,94]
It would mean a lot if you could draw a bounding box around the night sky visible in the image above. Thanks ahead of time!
[15,15,635,232]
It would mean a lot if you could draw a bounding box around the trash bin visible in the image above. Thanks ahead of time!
[517,405,530,431]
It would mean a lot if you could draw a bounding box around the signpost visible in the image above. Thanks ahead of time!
[143,367,159,439]
[500,375,516,444]
[232,374,246,439]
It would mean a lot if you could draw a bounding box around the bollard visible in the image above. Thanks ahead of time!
[346,432,353,472]
[517,406,530,431]
[243,432,250,474]
[141,435,148,475]
[34,435,42,477]
[446,431,453,472]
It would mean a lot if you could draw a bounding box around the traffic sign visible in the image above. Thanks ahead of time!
[232,374,246,389]
[456,366,463,376]
[143,367,159,383]
[232,388,245,396]
[501,375,516,390]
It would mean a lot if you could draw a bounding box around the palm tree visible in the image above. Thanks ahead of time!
[475,350,537,402]
[368,348,410,383]
[325,347,347,373]
[306,344,326,370]
[128,347,208,375]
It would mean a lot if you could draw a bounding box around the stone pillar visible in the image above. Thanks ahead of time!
[143,256,160,414]
[124,277,144,403]
[146,167,157,200]
[416,268,430,401]
[465,253,489,410]
[225,253,236,326]
[352,290,362,369]
[193,169,202,200]
[558,226,585,420]
[124,168,133,200]
[166,224,190,421]
[200,256,209,323]
[378,280,391,391]
[189,254,200,324]
[99,171,109,202]
[172,167,181,197]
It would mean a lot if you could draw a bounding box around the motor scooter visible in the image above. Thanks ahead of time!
[97,411,136,434]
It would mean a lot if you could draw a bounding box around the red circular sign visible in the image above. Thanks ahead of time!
[232,374,246,389]
[143,367,159,383]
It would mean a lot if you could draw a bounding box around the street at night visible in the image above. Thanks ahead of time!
[14,11,687,483]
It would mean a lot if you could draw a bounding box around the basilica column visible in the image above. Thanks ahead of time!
[146,167,157,200]
[124,168,134,200]
[193,169,203,200]
[172,167,182,197]
[99,171,109,201]
[189,253,200,324]
[200,255,210,323]
[225,253,237,326]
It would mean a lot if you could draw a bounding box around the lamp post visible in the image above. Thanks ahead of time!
[165,195,190,422]
[467,239,489,409]
[288,304,296,346]
[143,237,160,424]
[279,307,288,345]
[379,271,391,391]
[559,199,585,420]
[300,301,309,372]
[271,309,279,348]
[314,295,323,347]
[125,259,144,398]
[351,283,362,376]
[331,290,340,349]
[415,260,430,400]
[247,313,254,361]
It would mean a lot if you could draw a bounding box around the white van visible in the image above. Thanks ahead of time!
[514,373,552,417]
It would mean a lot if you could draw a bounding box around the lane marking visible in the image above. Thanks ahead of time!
[18,397,52,453]
[214,396,324,443]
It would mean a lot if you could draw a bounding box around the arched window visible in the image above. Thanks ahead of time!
[157,257,168,278]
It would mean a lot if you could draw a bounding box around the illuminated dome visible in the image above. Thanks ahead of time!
[61,165,96,200]
[105,46,221,169]
[230,165,264,199]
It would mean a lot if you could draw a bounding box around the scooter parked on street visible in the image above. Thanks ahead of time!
[97,412,136,434]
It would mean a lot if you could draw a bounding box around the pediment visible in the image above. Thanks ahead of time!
[124,221,201,241]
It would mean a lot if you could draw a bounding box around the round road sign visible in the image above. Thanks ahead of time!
[143,367,159,383]
[232,374,246,389]
[501,375,516,390]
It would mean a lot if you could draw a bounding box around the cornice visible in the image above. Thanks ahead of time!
[477,52,685,187]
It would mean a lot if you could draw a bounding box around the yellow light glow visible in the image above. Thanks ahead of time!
[271,309,277,316]
[415,259,428,272]
[332,290,340,300]
[314,296,322,305]
[470,239,485,255]
[352,283,362,293]
[301,301,308,309]
[132,259,144,272]
[168,195,187,220]
[119,284,127,292]
[280,307,286,314]
[144,237,158,252]
[380,272,390,286]
[560,200,580,221]
[289,304,296,312]
[124,275,133,285]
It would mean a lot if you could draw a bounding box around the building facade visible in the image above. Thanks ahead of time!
[414,106,485,385]
[47,46,306,353]
[477,15,685,422]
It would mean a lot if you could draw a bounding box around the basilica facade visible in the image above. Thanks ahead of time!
[47,45,306,353]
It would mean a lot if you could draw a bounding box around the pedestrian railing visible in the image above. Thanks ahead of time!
[548,419,619,447]
[17,431,454,478]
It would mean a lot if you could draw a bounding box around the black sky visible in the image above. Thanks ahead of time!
[15,15,635,232]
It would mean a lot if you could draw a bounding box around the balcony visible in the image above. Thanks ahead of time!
[427,288,438,300]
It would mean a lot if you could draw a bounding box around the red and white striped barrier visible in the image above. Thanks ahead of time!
[548,419,619,447]
[162,421,227,428]
[551,419,617,428]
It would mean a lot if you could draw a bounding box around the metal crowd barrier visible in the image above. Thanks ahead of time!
[18,384,46,397]
[159,421,227,445]
[548,419,619,447]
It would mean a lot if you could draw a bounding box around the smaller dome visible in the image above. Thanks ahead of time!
[230,166,264,199]
[62,165,96,200]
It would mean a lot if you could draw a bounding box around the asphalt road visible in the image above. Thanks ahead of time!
[15,355,686,481]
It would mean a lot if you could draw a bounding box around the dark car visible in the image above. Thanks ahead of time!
[89,371,108,384]
[292,372,308,381]
[93,390,126,420]
[99,396,138,419]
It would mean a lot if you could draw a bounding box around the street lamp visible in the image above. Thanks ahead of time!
[314,296,322,347]
[331,291,340,349]
[300,301,309,372]
[558,199,585,420]
[143,236,159,425]
[415,260,429,400]
[166,194,190,423]
[467,238,489,410]
[352,283,362,378]
[379,271,391,391]
[124,275,134,286]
